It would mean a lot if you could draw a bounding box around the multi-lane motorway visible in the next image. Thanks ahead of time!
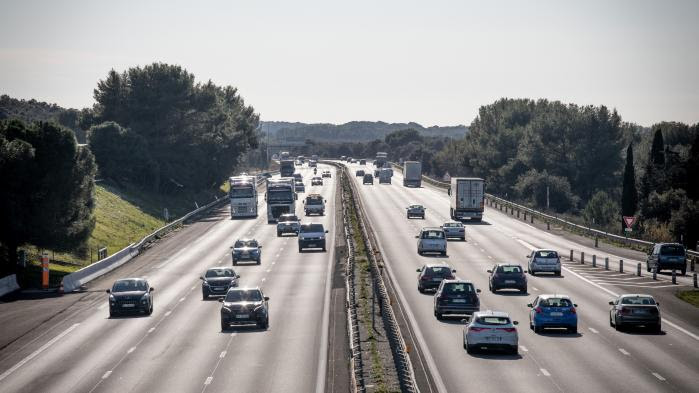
[345,161,699,393]
[0,165,338,393]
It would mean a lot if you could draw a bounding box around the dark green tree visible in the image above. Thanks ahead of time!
[650,129,665,167]
[621,143,638,231]
[0,120,96,275]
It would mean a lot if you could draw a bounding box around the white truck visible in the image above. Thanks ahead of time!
[448,177,485,222]
[265,178,297,223]
[403,161,422,187]
[229,175,258,218]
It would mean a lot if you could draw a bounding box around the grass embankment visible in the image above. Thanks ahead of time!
[676,290,699,308]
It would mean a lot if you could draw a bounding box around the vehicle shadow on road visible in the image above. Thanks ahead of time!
[299,250,327,254]
[460,220,492,226]
[617,327,666,336]
[467,351,523,360]
[535,330,583,338]
[108,314,151,319]
[493,291,530,297]
[221,326,268,333]
[421,254,449,259]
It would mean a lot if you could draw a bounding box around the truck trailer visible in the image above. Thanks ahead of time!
[448,177,485,222]
[403,161,422,187]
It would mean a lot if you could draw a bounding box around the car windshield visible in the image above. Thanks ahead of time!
[229,187,254,198]
[113,279,147,292]
[267,189,292,202]
[540,298,572,307]
[301,224,324,233]
[497,265,523,274]
[206,269,235,278]
[426,266,452,276]
[443,283,474,294]
[535,251,558,258]
[234,240,258,248]
[225,290,263,302]
[410,205,423,209]
[621,296,656,305]
[660,245,685,256]
[422,230,444,239]
[280,215,298,222]
[476,316,511,325]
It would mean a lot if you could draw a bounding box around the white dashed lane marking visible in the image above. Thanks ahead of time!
[127,346,136,354]
[588,327,599,334]
[148,327,155,334]
[519,345,528,352]
[652,372,666,381]
[204,376,213,385]
[102,371,112,380]
[540,368,551,377]
[618,348,630,356]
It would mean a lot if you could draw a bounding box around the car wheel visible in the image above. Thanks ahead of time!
[520,287,527,294]
[609,314,614,327]
[417,250,422,256]
[441,251,447,256]
[109,309,115,318]
[530,270,536,276]
[681,269,686,276]
[277,231,281,237]
[322,246,326,252]
[652,323,661,334]
[221,321,228,331]
[298,246,303,253]
[568,326,577,334]
[202,291,208,300]
[435,312,443,320]
[646,263,651,273]
[534,325,542,334]
[257,258,261,265]
[258,318,269,329]
[148,304,153,315]
[554,271,561,277]
[529,321,534,330]
[233,261,237,266]
[461,237,466,241]
[510,345,519,355]
[466,344,475,354]
[614,318,622,331]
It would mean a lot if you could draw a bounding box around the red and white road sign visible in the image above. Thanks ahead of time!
[623,216,636,228]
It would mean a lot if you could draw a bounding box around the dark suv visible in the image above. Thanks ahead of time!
[488,264,527,293]
[201,267,240,299]
[220,287,270,330]
[646,243,687,275]
[433,279,481,320]
[107,278,154,317]
[417,264,456,293]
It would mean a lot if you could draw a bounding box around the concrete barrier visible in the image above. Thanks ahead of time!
[0,274,20,297]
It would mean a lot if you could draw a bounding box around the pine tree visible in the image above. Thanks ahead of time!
[621,143,638,232]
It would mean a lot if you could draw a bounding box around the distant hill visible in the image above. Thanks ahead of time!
[261,120,468,142]
[0,94,86,142]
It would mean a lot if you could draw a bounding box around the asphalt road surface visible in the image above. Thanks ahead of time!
[0,164,338,393]
[346,161,699,393]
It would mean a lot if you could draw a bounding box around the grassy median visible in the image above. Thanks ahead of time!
[676,290,699,308]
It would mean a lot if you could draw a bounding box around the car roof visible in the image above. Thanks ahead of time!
[235,238,257,243]
[619,294,654,298]
[441,278,473,285]
[538,294,571,299]
[115,278,146,283]
[227,286,261,292]
[207,266,234,271]
[424,262,452,268]
[421,227,444,231]
[495,263,523,267]
[533,249,558,252]
[473,310,510,318]
[443,221,463,225]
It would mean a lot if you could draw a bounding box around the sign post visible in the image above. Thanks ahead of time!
[623,216,636,237]
[41,252,49,290]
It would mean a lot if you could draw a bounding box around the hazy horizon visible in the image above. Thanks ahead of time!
[1,0,698,128]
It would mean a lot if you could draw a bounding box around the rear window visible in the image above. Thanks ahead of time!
[535,251,558,258]
[422,230,445,239]
[301,224,324,233]
[206,269,235,278]
[540,298,572,307]
[660,245,685,256]
[443,223,462,228]
[621,296,656,305]
[476,316,510,325]
[234,240,258,248]
[443,283,474,294]
[497,265,523,274]
[427,266,452,276]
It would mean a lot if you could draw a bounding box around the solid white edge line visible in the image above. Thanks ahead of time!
[0,323,80,382]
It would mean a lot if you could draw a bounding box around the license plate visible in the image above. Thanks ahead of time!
[550,312,563,317]
[235,314,249,319]
[432,278,443,282]
[505,280,516,284]
[242,252,249,256]
[633,309,647,315]
[307,244,316,248]
[485,336,502,342]
[452,298,466,303]
[213,287,224,291]
[122,304,135,308]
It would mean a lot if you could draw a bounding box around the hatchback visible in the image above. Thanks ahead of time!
[434,279,480,319]
[488,264,527,293]
[231,239,262,265]
[527,249,561,276]
[463,311,519,354]
[416,264,456,293]
[201,267,239,299]
[528,294,578,333]
[416,227,447,256]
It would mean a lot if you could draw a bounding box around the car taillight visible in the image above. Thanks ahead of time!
[496,328,516,333]
[469,327,488,332]
[619,307,630,315]
[569,307,576,314]
[649,308,658,315]
[535,307,543,314]
[421,276,429,281]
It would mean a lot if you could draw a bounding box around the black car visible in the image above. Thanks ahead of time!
[433,279,480,320]
[107,278,154,317]
[646,243,687,275]
[609,294,661,333]
[201,267,240,299]
[488,264,527,293]
[363,173,374,184]
[417,264,456,293]
[355,169,365,177]
[231,238,262,265]
[220,287,270,330]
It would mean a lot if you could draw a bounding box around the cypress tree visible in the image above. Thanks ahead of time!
[650,129,665,167]
[621,143,637,232]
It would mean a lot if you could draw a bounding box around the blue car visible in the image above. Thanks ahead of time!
[528,294,578,334]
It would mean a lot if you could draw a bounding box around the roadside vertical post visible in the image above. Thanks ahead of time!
[605,257,609,270]
[672,269,676,284]
[637,263,641,276]
[595,236,598,248]
[41,252,49,290]
[691,257,695,272]
[570,249,574,261]
[653,266,657,280]
[581,252,585,264]
[620,259,624,273]
[530,214,534,224]
[547,221,550,230]
[694,273,697,288]
[592,255,596,267]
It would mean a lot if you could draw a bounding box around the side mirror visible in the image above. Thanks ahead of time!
[199,276,204,280]
[656,302,660,306]
[106,289,111,293]
[258,245,263,249]
[294,194,298,200]
[513,321,519,325]
[416,268,421,272]
[230,246,234,249]
[608,301,614,305]
[264,296,270,301]
[218,298,224,302]
[526,255,531,258]
[448,189,451,196]
[573,304,578,307]
[527,303,533,308]
[325,199,327,203]
[476,289,482,293]
[452,269,457,273]
[414,235,419,239]
[150,287,155,292]
[303,201,306,204]
[487,270,492,273]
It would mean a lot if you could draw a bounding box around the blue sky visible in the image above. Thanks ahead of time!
[1,0,697,126]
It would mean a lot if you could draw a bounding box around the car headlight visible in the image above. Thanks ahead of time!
[202,280,210,286]
[254,306,267,315]
[141,294,149,303]
[222,307,232,313]
[109,295,115,304]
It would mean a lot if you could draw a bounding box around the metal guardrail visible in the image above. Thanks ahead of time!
[390,162,699,261]
[61,173,274,293]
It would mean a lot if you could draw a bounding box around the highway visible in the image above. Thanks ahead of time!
[345,162,699,393]
[0,165,339,393]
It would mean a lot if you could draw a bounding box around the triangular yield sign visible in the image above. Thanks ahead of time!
[623,216,636,228]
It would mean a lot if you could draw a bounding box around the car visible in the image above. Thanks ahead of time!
[309,160,318,167]
[488,264,527,293]
[406,204,426,219]
[416,263,456,293]
[322,170,332,178]
[527,249,561,276]
[311,176,323,186]
[434,279,480,319]
[359,159,366,165]
[463,311,519,355]
[231,238,262,265]
[441,222,465,241]
[646,243,687,275]
[294,180,305,193]
[298,223,328,252]
[201,267,240,299]
[355,169,365,177]
[107,278,154,317]
[277,214,300,236]
[293,173,303,180]
[219,287,269,330]
[608,294,661,333]
[528,294,578,333]
[304,193,326,215]
[363,173,374,184]
[261,172,272,179]
[416,227,447,256]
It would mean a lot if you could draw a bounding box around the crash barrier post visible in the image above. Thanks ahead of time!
[581,252,585,264]
[592,255,596,267]
[605,257,609,270]
[570,249,574,261]
[653,266,657,280]
[694,273,697,288]
[672,269,676,284]
[637,263,641,277]
[620,259,624,273]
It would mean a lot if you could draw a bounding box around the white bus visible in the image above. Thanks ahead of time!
[229,175,258,218]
